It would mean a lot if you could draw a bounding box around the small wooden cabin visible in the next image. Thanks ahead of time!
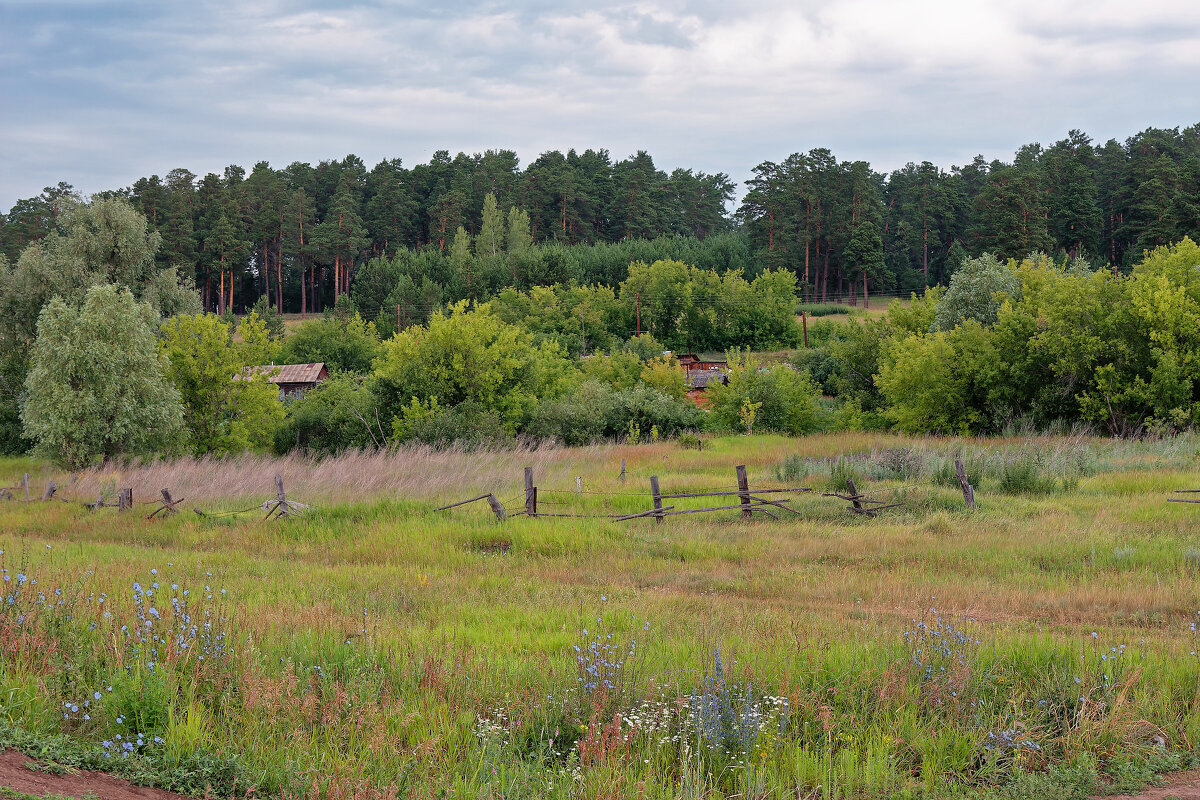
[684,369,729,408]
[242,362,328,400]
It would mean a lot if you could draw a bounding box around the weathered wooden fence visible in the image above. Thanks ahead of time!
[436,464,906,524]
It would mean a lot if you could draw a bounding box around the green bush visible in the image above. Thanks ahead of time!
[277,313,381,375]
[526,381,701,446]
[707,352,822,435]
[273,375,386,455]
[790,347,838,395]
[402,400,512,449]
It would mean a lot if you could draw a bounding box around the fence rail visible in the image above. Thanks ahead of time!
[435,464,906,524]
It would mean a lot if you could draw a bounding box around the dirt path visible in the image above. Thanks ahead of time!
[1091,770,1200,800]
[0,749,188,800]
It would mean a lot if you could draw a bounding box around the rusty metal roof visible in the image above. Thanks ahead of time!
[243,363,327,384]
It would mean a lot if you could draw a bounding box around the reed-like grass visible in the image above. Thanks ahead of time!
[62,442,601,505]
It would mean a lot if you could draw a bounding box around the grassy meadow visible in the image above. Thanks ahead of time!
[2,432,1200,798]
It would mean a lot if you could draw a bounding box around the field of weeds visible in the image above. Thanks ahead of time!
[1,432,1200,798]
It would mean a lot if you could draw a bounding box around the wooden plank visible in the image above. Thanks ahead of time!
[736,465,751,521]
[1168,498,1200,504]
[434,494,491,512]
[650,475,663,525]
[613,505,676,521]
[746,494,804,516]
[659,488,814,500]
[657,502,780,517]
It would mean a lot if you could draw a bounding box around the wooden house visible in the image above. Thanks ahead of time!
[242,362,328,400]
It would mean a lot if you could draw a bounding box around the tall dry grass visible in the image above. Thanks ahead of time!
[66,443,609,505]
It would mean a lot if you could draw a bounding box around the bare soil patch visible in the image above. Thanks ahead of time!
[0,749,188,800]
[1093,770,1200,800]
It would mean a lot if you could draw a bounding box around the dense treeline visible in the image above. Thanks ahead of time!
[741,126,1200,300]
[3,124,1198,320]
[0,150,734,315]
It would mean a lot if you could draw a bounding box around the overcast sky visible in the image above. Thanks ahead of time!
[2,0,1198,210]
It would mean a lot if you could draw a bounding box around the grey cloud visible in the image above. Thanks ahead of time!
[2,0,1199,207]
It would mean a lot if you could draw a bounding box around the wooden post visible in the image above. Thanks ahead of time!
[21,474,29,502]
[955,457,975,510]
[846,478,863,512]
[736,465,752,521]
[524,467,537,517]
[118,488,133,512]
[802,313,809,349]
[576,476,582,495]
[148,488,184,518]
[620,459,626,483]
[275,474,287,504]
[41,481,57,501]
[485,494,507,521]
[650,475,663,525]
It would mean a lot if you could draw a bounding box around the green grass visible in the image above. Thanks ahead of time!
[0,433,1199,798]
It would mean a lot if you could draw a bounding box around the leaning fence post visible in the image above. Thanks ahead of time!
[846,478,863,512]
[41,481,57,501]
[524,467,537,517]
[650,475,664,525]
[954,457,975,510]
[736,465,752,521]
[620,459,626,483]
[485,494,507,521]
